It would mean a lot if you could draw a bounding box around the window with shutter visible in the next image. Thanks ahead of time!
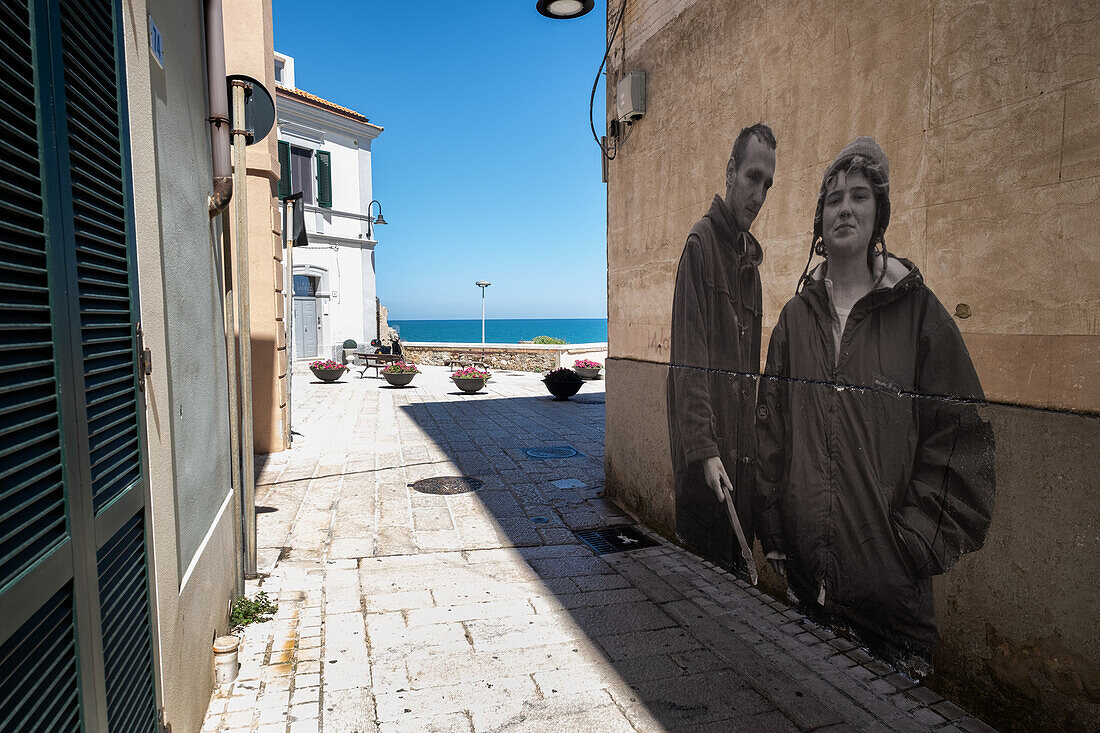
[316,150,332,208]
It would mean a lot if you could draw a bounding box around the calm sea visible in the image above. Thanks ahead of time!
[391,318,607,344]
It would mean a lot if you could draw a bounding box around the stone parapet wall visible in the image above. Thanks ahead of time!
[402,343,607,373]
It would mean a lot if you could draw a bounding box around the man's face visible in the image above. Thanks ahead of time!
[725,136,775,232]
[820,169,876,260]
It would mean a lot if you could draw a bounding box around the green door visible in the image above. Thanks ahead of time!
[0,0,157,730]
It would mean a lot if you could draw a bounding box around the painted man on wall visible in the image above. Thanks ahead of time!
[666,123,776,573]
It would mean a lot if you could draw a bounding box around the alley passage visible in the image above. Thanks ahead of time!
[202,366,993,732]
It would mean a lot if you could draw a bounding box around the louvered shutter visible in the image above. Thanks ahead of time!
[317,149,332,208]
[0,0,158,729]
[0,1,82,729]
[278,139,290,199]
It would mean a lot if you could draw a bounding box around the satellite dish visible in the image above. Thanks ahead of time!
[226,74,275,145]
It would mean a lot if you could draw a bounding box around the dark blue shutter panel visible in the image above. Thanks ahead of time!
[97,513,156,732]
[0,585,81,731]
[59,0,142,514]
[0,0,69,588]
[278,140,291,199]
[316,149,332,208]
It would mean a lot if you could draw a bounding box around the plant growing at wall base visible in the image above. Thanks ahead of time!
[342,338,358,349]
[230,591,278,628]
[533,335,567,344]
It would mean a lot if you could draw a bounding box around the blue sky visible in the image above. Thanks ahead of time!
[273,1,609,321]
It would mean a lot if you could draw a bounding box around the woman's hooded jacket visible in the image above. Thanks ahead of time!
[755,255,996,651]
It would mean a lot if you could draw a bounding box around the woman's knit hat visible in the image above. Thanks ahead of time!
[812,136,891,250]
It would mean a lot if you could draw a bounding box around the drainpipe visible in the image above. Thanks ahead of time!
[205,0,242,596]
[232,80,258,578]
[206,0,231,215]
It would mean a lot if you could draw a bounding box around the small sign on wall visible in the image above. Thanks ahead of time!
[148,16,164,68]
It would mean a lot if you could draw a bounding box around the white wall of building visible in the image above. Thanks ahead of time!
[276,55,384,360]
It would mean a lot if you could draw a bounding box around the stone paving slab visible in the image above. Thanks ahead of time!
[202,365,997,732]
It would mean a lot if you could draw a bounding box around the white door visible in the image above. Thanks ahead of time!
[293,298,319,359]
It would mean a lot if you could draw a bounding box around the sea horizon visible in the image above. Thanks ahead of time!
[390,317,607,345]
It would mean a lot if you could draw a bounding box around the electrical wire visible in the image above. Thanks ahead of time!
[590,0,629,161]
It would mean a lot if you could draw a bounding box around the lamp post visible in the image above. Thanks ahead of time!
[535,0,594,18]
[366,199,386,239]
[476,281,491,343]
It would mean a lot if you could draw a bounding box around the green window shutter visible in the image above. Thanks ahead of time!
[278,141,290,199]
[316,150,332,208]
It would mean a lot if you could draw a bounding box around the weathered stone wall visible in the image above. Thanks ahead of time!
[604,0,1100,728]
[402,343,607,373]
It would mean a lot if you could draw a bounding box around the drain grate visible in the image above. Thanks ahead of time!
[409,476,484,495]
[525,445,580,460]
[574,524,659,555]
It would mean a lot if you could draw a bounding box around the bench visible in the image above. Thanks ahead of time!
[352,352,400,378]
[446,353,489,372]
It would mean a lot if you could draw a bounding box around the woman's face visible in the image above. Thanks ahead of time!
[821,169,876,260]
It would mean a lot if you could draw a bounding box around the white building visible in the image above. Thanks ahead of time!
[275,52,384,361]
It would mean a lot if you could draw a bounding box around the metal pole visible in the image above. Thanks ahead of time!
[232,81,257,577]
[283,197,293,448]
[481,288,486,344]
[222,254,243,596]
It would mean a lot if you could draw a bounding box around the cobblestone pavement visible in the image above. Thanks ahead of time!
[201,365,995,733]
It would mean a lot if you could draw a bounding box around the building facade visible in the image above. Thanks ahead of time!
[0,0,261,731]
[602,0,1099,729]
[275,54,385,362]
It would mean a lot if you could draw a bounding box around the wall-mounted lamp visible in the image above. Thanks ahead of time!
[536,0,594,19]
[366,199,386,240]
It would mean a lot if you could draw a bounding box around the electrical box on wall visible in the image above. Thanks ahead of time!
[616,70,646,123]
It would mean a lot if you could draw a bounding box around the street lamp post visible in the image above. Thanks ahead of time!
[366,199,386,240]
[476,281,491,343]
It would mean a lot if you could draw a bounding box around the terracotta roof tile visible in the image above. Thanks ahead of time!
[276,85,369,123]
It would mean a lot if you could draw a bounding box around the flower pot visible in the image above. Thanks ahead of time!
[574,367,602,380]
[383,372,416,387]
[311,367,347,382]
[544,379,582,400]
[452,377,487,394]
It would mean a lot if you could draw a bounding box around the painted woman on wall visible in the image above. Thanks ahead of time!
[754,137,996,674]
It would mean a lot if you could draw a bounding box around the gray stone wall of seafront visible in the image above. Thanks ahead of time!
[402,343,608,373]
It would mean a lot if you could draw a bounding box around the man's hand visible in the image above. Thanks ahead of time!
[702,456,733,504]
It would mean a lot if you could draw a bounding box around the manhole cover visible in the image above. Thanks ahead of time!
[525,446,579,460]
[409,476,483,495]
[574,524,659,555]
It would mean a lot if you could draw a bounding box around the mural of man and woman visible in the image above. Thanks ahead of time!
[667,128,996,676]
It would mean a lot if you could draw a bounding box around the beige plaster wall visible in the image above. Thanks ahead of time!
[605,0,1100,728]
[123,1,239,730]
[223,0,286,454]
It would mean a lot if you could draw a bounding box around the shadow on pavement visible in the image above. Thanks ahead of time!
[390,392,838,732]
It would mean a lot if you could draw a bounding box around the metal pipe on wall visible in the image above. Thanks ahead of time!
[231,80,257,577]
[205,0,231,215]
